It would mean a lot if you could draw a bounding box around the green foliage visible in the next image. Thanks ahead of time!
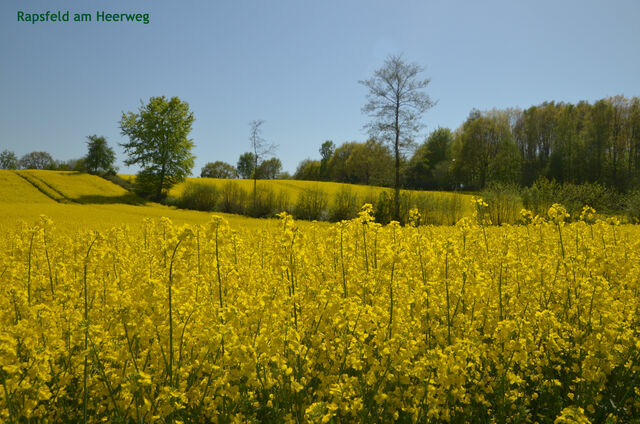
[309,140,393,186]
[294,159,321,181]
[120,96,195,200]
[623,190,640,223]
[294,186,328,220]
[319,140,335,180]
[453,111,518,189]
[218,181,248,214]
[521,178,623,217]
[329,185,359,221]
[513,96,640,191]
[374,190,393,224]
[480,182,522,225]
[19,151,56,170]
[177,182,220,211]
[405,127,454,190]
[237,152,255,179]
[84,135,116,175]
[54,158,86,172]
[345,139,394,186]
[201,161,238,179]
[418,194,465,225]
[256,157,282,179]
[327,142,358,183]
[248,186,290,218]
[0,150,19,169]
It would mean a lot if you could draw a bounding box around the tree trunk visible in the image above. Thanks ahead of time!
[394,103,401,222]
[253,176,257,211]
[253,153,259,211]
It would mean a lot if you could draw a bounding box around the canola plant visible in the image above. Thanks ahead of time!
[0,204,638,423]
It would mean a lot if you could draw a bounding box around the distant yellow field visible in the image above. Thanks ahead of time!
[1,170,474,230]
[0,170,55,203]
[168,177,472,206]
[0,170,276,231]
[16,170,141,204]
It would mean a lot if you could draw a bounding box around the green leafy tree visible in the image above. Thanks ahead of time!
[344,139,394,186]
[19,151,55,169]
[294,159,321,180]
[0,150,18,169]
[120,96,195,200]
[55,158,86,172]
[405,127,453,189]
[84,135,116,175]
[360,54,435,220]
[319,140,335,180]
[256,157,282,179]
[327,142,358,183]
[237,152,255,179]
[453,111,519,189]
[201,161,238,178]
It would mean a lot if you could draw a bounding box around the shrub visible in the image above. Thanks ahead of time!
[329,186,359,221]
[219,181,248,214]
[624,190,640,223]
[178,182,220,211]
[481,182,522,225]
[294,186,328,221]
[374,190,393,224]
[248,187,289,218]
[521,178,623,219]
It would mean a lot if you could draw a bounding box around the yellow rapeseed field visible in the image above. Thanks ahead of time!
[169,178,473,211]
[0,170,269,231]
[0,201,638,423]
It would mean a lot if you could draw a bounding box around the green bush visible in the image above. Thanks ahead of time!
[624,190,640,223]
[248,187,290,218]
[294,186,328,221]
[374,190,393,224]
[481,182,522,225]
[329,186,359,221]
[219,181,247,214]
[177,182,220,211]
[521,178,622,218]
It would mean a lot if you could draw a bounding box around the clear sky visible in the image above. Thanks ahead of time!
[1,0,639,175]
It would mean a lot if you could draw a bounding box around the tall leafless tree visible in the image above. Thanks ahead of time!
[248,120,277,209]
[360,55,435,221]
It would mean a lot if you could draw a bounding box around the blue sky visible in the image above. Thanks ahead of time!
[1,0,639,174]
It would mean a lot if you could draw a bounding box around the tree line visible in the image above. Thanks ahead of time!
[4,95,639,197]
[0,135,116,175]
[2,53,638,220]
[283,95,640,195]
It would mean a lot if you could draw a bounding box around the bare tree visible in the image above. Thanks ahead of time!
[360,54,435,221]
[248,120,277,209]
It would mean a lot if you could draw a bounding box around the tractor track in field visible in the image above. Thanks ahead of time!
[13,171,77,204]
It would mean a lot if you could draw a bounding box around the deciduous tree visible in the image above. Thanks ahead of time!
[237,152,255,179]
[19,151,55,170]
[119,96,195,200]
[84,135,116,175]
[256,157,282,179]
[0,150,18,169]
[248,120,276,208]
[360,55,435,220]
[201,161,238,178]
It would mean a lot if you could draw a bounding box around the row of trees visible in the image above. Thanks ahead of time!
[0,136,116,175]
[289,95,640,196]
[449,96,640,191]
[4,54,638,221]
